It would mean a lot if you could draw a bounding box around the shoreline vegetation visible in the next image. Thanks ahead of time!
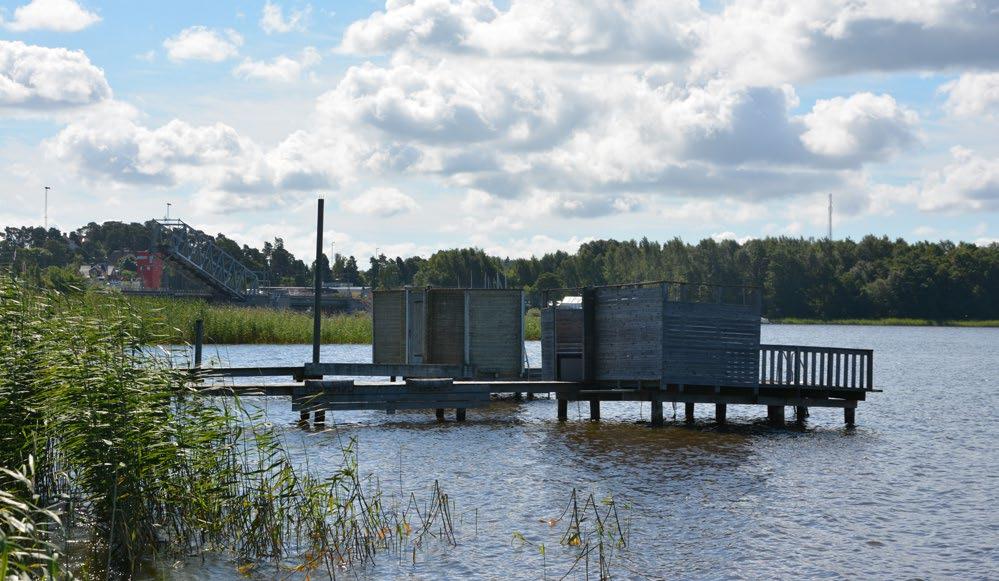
[773,317,999,327]
[119,295,545,344]
[120,296,996,346]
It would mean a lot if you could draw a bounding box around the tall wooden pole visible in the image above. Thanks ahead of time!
[312,198,324,365]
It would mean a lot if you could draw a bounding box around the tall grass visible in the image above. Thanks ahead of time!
[100,295,373,344]
[101,295,544,344]
[0,276,454,577]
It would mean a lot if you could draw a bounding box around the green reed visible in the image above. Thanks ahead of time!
[0,276,455,578]
[94,294,543,344]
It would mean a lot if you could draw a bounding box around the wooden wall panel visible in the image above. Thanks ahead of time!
[372,290,405,364]
[425,289,466,366]
[662,301,760,387]
[593,286,663,381]
[468,290,522,378]
[406,289,425,364]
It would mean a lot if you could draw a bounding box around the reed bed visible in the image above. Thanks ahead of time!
[0,277,455,578]
[104,295,543,345]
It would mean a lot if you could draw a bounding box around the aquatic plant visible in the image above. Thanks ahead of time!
[0,275,456,577]
[513,489,631,581]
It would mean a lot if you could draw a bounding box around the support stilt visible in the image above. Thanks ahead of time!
[844,407,855,427]
[795,406,808,424]
[557,398,568,421]
[684,402,695,424]
[298,410,310,429]
[715,403,727,425]
[651,398,664,427]
[456,408,467,422]
[313,410,325,429]
[514,392,523,401]
[589,400,600,421]
[435,408,445,422]
[390,375,396,383]
[767,405,785,426]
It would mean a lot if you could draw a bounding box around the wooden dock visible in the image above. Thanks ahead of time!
[192,342,876,428]
[187,200,878,429]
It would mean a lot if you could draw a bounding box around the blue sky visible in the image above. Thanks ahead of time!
[2,0,998,260]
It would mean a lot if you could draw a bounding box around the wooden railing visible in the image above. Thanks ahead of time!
[759,344,874,390]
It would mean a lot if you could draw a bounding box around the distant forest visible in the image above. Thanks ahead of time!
[2,221,998,320]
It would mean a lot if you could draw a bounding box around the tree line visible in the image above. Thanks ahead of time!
[2,221,997,320]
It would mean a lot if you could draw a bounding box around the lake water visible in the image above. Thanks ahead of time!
[171,325,998,579]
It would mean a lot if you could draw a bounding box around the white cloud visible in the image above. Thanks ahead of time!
[470,233,594,259]
[260,1,311,34]
[342,187,419,217]
[940,73,999,118]
[341,0,699,61]
[0,40,111,110]
[163,26,243,62]
[47,100,270,190]
[2,0,99,32]
[800,93,919,161]
[918,147,999,212]
[233,47,320,82]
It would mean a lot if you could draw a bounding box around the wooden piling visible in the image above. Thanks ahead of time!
[312,198,324,366]
[557,398,568,421]
[193,319,204,368]
[589,400,600,421]
[314,410,325,428]
[767,405,785,425]
[456,408,467,422]
[795,406,808,424]
[684,402,695,423]
[715,403,727,424]
[298,410,309,428]
[651,398,664,427]
[844,407,855,426]
[435,408,445,422]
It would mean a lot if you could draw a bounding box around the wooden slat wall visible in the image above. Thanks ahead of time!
[468,290,523,378]
[541,308,555,380]
[593,286,663,381]
[662,301,761,387]
[556,309,583,353]
[425,289,465,365]
[372,290,406,364]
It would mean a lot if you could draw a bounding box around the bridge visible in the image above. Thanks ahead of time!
[151,219,260,301]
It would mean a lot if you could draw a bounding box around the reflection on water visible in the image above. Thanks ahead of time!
[169,325,998,579]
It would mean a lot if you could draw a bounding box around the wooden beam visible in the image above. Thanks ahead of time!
[684,402,695,423]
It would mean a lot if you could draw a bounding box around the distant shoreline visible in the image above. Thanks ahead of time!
[771,318,999,327]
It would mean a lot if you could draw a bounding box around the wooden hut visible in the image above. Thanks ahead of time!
[542,282,761,387]
[373,288,525,379]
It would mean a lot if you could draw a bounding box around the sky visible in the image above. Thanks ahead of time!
[1,0,998,261]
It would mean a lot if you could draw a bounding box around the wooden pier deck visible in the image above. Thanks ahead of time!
[192,341,876,428]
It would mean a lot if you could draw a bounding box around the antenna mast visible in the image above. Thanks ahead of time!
[827,193,833,240]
